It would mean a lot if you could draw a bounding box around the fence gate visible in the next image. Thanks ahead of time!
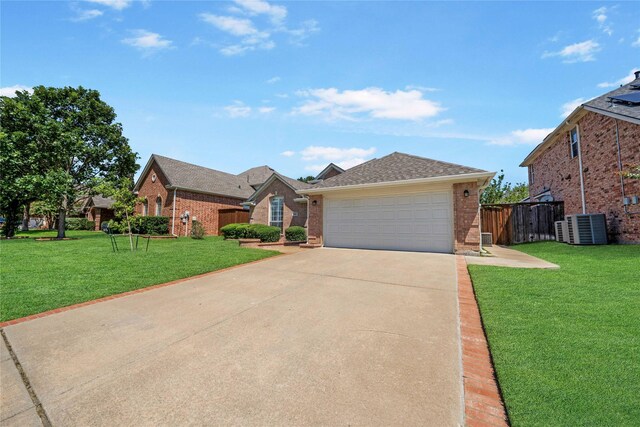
[481,202,564,245]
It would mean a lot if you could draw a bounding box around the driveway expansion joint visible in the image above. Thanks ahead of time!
[1,329,52,427]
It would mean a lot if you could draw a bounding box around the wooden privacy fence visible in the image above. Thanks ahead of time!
[481,202,564,245]
[218,209,250,234]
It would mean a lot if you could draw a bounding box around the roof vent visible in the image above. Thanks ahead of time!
[635,70,640,80]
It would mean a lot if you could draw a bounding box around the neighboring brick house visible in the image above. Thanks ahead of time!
[83,195,116,231]
[242,172,314,229]
[521,71,640,243]
[133,155,255,236]
[299,152,494,254]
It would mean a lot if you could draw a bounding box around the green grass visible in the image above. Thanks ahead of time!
[468,242,640,426]
[0,230,279,321]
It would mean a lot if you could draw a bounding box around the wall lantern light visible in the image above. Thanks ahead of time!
[463,189,470,197]
[312,200,318,206]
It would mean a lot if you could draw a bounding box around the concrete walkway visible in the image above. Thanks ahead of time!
[1,248,461,426]
[465,245,559,269]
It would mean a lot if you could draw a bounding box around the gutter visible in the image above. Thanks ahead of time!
[297,171,496,195]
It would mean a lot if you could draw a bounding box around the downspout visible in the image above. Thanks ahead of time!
[305,195,310,244]
[576,125,587,214]
[478,187,483,253]
[171,188,177,236]
[614,119,640,215]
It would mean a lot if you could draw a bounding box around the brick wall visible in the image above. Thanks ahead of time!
[249,179,307,230]
[529,112,640,242]
[307,195,323,244]
[453,182,481,252]
[135,160,245,236]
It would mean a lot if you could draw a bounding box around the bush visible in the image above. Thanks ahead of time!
[131,216,170,235]
[191,220,206,239]
[65,217,95,230]
[106,219,124,234]
[285,226,306,242]
[220,223,281,242]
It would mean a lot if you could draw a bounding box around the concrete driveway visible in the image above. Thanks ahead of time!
[1,248,461,426]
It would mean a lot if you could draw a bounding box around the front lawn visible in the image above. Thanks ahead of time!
[468,242,640,426]
[0,231,279,322]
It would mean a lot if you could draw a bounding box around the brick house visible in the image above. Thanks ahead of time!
[242,172,314,229]
[521,71,640,243]
[299,152,495,254]
[133,155,255,236]
[83,195,116,231]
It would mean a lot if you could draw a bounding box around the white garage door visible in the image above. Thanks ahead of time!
[324,190,454,253]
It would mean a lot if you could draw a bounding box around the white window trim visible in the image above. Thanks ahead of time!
[155,197,162,216]
[143,199,149,216]
[529,165,535,184]
[269,196,284,228]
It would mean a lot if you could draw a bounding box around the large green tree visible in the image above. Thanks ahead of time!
[480,170,529,204]
[0,86,138,238]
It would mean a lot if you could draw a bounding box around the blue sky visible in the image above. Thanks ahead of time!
[2,1,638,183]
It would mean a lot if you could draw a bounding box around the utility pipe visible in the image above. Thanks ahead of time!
[171,188,177,236]
[576,125,587,214]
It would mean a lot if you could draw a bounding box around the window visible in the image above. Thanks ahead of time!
[529,165,535,184]
[570,127,579,158]
[269,197,284,228]
[143,199,149,216]
[155,196,162,216]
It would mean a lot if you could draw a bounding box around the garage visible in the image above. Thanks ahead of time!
[299,152,494,254]
[323,190,454,253]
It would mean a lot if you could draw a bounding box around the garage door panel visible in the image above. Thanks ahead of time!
[324,191,453,253]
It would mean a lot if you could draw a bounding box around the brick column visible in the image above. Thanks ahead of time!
[453,182,480,252]
[307,195,323,244]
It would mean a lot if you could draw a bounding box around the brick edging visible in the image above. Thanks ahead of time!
[456,255,510,426]
[0,254,284,329]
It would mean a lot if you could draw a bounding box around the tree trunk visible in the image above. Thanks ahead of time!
[2,202,20,238]
[21,203,30,231]
[56,195,67,239]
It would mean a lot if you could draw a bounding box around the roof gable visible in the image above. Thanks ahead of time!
[237,165,276,187]
[314,163,345,180]
[309,152,489,189]
[134,154,254,199]
[246,172,314,202]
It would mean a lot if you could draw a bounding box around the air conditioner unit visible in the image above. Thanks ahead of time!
[554,220,569,243]
[566,214,607,245]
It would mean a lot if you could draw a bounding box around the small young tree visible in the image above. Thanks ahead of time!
[96,178,143,251]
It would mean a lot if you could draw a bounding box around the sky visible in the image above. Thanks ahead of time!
[2,1,639,184]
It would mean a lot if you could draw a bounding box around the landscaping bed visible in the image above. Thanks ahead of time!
[0,230,279,322]
[468,242,640,426]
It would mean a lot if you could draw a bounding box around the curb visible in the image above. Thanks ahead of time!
[0,254,284,329]
[456,255,509,426]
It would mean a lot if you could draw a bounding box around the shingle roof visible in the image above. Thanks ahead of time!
[584,74,640,121]
[91,195,116,209]
[312,152,488,189]
[151,155,254,199]
[237,165,276,187]
[246,172,315,202]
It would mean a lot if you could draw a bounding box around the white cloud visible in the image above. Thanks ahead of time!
[0,85,33,97]
[85,0,131,10]
[597,68,640,88]
[632,30,640,48]
[224,101,252,118]
[560,98,585,118]
[122,30,173,53]
[233,0,287,25]
[199,14,258,36]
[592,6,612,36]
[542,39,601,63]
[286,19,320,45]
[294,87,444,121]
[280,150,295,157]
[199,13,273,55]
[490,128,555,146]
[258,106,275,114]
[71,9,103,21]
[267,76,281,84]
[300,146,376,171]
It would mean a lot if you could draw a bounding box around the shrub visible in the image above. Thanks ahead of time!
[106,219,124,234]
[285,226,306,242]
[220,223,281,242]
[249,224,281,242]
[65,217,95,230]
[130,216,170,235]
[191,220,206,239]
